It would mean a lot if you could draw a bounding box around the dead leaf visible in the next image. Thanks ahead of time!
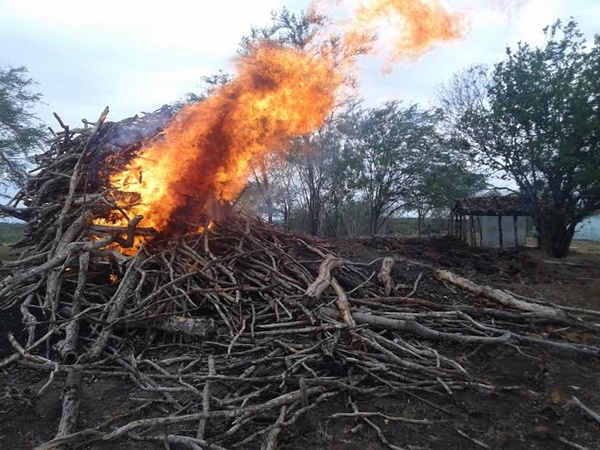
[551,389,563,405]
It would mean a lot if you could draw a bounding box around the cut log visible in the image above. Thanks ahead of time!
[318,307,599,357]
[377,257,395,295]
[303,255,344,306]
[56,252,89,363]
[331,277,355,327]
[433,268,565,318]
[55,371,82,444]
[125,316,217,339]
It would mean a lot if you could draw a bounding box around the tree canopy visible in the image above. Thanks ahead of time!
[342,101,443,234]
[0,66,45,193]
[440,20,600,257]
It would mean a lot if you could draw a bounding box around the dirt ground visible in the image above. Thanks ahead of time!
[1,236,599,449]
[279,236,600,450]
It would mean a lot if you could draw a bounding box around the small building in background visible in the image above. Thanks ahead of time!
[574,212,600,242]
[450,195,530,248]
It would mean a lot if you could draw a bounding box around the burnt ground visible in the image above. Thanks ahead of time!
[1,236,600,449]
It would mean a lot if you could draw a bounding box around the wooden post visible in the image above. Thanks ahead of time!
[453,214,457,238]
[498,214,504,249]
[513,215,519,249]
[454,214,461,239]
[469,215,475,246]
[456,214,461,239]
[478,216,483,247]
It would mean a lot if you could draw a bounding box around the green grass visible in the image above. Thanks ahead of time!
[0,222,24,244]
[382,217,449,235]
[0,222,24,261]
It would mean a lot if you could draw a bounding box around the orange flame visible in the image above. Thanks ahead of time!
[103,43,340,233]
[351,0,465,63]
[98,0,519,245]
[317,0,524,67]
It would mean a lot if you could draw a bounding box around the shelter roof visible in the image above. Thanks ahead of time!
[452,195,530,216]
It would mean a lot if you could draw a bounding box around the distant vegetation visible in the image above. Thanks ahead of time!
[0,66,46,191]
[0,222,24,244]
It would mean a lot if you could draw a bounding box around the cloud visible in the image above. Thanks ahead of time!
[0,0,598,128]
[0,0,282,124]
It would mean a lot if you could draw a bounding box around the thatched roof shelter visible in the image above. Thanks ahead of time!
[450,195,530,248]
[451,195,530,217]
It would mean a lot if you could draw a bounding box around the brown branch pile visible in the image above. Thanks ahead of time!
[1,109,599,450]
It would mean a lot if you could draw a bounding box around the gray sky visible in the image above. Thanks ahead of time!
[1,0,599,127]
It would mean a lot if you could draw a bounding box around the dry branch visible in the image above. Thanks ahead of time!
[197,354,215,440]
[377,257,395,295]
[85,250,146,361]
[303,255,344,306]
[56,252,89,363]
[55,371,83,443]
[318,307,599,357]
[434,268,564,318]
[569,396,600,424]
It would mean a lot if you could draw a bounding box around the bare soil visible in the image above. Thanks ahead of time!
[1,236,599,449]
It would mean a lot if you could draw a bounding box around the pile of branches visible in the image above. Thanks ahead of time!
[1,109,600,450]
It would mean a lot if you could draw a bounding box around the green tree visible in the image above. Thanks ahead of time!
[440,20,600,257]
[407,160,487,237]
[345,101,442,235]
[238,7,325,53]
[0,66,45,193]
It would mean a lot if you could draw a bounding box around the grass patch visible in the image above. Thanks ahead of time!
[0,222,24,261]
[0,222,24,244]
[570,239,600,255]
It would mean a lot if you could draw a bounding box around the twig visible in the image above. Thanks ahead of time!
[261,404,287,450]
[332,277,355,327]
[129,434,227,450]
[456,428,490,449]
[403,271,423,299]
[196,355,215,440]
[558,437,590,450]
[330,411,433,424]
[568,396,600,424]
[101,386,327,441]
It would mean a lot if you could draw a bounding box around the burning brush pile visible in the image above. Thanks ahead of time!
[0,106,599,449]
[1,2,600,448]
